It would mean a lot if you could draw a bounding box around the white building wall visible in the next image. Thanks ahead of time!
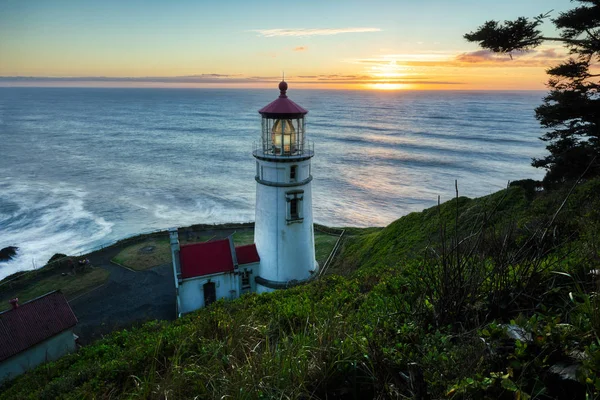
[0,329,76,383]
[254,157,317,293]
[178,272,239,315]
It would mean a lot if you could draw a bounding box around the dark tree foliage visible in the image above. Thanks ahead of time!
[465,1,600,188]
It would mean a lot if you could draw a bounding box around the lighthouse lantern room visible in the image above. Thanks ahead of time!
[253,81,318,293]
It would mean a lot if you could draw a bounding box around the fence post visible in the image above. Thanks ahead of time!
[409,363,429,400]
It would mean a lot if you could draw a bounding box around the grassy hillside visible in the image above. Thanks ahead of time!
[0,258,109,312]
[328,184,532,275]
[1,179,599,399]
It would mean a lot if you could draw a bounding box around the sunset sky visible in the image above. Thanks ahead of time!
[0,0,573,90]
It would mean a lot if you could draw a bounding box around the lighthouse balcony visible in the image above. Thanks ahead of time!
[253,140,314,161]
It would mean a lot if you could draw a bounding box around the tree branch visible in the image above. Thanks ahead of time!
[585,29,600,44]
[539,36,589,45]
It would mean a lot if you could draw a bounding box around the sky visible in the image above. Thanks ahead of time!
[0,0,575,90]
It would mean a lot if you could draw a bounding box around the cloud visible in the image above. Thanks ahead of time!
[350,52,455,66]
[0,73,461,87]
[251,27,380,37]
[185,73,238,78]
[534,48,561,59]
[0,75,278,85]
[455,50,511,63]
[286,74,460,85]
[351,48,567,69]
[314,74,371,81]
[293,46,308,52]
[454,48,566,66]
[313,77,461,85]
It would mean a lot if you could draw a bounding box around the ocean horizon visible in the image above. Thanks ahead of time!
[0,87,546,279]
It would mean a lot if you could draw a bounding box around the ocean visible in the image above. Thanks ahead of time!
[0,87,546,279]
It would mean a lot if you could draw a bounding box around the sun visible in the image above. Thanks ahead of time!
[367,83,413,90]
[365,60,414,89]
[371,60,408,79]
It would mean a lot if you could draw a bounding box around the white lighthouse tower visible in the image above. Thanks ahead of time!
[253,81,317,293]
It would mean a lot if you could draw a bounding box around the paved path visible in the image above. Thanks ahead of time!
[70,246,175,344]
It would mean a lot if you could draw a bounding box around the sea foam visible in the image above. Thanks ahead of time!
[0,180,113,279]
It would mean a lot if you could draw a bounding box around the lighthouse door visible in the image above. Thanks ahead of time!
[203,282,216,306]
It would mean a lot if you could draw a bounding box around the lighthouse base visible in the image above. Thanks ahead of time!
[255,264,318,293]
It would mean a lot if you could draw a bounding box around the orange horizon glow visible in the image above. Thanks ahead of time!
[1,47,577,91]
[0,80,550,91]
[366,83,414,90]
[0,81,550,91]
[2,0,583,92]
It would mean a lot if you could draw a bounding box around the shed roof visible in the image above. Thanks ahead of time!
[235,244,260,265]
[180,239,235,279]
[0,290,77,362]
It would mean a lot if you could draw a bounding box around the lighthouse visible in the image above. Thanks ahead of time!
[253,81,318,293]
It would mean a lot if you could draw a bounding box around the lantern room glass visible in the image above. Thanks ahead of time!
[262,117,305,156]
[272,119,296,154]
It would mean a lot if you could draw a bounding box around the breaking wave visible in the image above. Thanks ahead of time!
[0,180,113,279]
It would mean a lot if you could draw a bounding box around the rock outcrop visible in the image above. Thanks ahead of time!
[47,253,67,264]
[0,246,18,262]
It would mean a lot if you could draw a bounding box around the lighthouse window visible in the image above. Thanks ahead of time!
[290,198,298,219]
[285,190,304,223]
[290,165,297,181]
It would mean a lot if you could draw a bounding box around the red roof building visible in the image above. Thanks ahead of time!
[0,291,78,363]
[235,244,260,265]
[179,239,234,279]
[179,239,261,280]
[170,231,262,316]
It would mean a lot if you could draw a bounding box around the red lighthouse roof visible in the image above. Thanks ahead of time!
[258,81,308,118]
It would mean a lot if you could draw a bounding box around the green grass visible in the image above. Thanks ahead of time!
[111,230,340,272]
[330,185,531,275]
[4,180,600,398]
[231,230,255,246]
[111,233,245,271]
[314,233,339,266]
[112,238,173,271]
[179,234,213,245]
[0,267,109,312]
